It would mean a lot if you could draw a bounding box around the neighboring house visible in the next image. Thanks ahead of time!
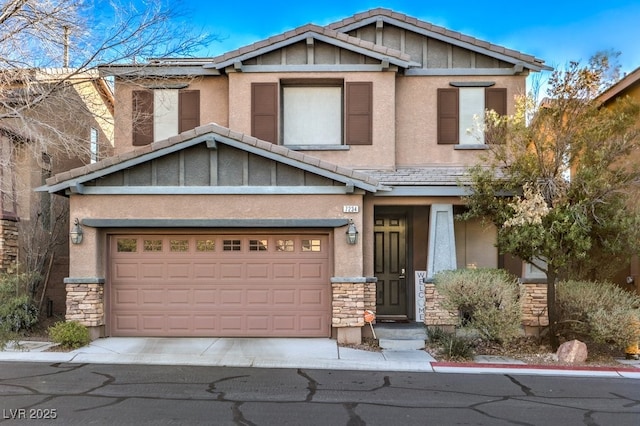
[595,66,640,295]
[0,68,114,316]
[39,8,551,342]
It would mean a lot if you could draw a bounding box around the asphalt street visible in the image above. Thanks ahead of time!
[0,362,638,425]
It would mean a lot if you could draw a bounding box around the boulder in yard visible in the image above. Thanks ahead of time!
[556,339,588,364]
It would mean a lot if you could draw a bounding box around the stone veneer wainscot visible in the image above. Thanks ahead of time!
[64,277,105,339]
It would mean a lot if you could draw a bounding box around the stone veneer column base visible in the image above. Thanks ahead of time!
[331,277,377,345]
[0,218,19,272]
[423,281,458,328]
[64,277,106,340]
[520,282,549,335]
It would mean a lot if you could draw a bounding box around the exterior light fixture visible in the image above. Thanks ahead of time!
[70,218,83,245]
[346,219,358,245]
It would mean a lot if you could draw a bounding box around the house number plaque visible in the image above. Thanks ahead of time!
[342,205,359,213]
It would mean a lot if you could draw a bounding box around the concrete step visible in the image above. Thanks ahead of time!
[373,323,428,340]
[379,338,426,350]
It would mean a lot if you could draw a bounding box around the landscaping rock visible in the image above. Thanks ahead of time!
[556,339,588,363]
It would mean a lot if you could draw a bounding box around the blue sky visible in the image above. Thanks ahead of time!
[178,0,640,77]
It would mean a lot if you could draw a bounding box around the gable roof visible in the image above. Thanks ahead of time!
[596,66,640,105]
[327,8,551,72]
[205,23,420,71]
[39,123,386,195]
[101,8,550,77]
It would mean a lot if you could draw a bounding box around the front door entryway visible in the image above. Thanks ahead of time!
[374,211,408,318]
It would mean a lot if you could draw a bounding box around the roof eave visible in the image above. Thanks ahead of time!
[206,31,416,71]
[330,13,551,72]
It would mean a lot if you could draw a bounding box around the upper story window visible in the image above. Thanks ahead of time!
[282,84,342,146]
[132,89,200,146]
[251,80,372,148]
[90,127,98,164]
[437,86,506,146]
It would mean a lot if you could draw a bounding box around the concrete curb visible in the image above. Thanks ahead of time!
[431,361,640,378]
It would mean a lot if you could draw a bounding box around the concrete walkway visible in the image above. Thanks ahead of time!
[1,337,639,378]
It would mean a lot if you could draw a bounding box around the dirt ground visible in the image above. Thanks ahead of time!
[342,336,631,367]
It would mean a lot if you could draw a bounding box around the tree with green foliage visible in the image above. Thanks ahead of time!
[462,53,640,349]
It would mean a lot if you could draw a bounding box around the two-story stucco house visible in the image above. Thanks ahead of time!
[596,66,640,295]
[0,68,114,317]
[39,9,552,343]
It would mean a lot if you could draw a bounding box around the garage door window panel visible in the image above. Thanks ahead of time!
[250,239,268,251]
[223,240,241,251]
[117,238,137,252]
[302,239,321,252]
[144,239,163,252]
[196,239,215,252]
[276,239,294,252]
[170,239,189,252]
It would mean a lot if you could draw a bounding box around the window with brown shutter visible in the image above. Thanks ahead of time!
[485,88,507,144]
[437,88,459,144]
[345,82,372,145]
[132,90,153,146]
[179,90,200,133]
[251,83,278,143]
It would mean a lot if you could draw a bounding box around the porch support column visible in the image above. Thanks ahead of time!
[330,276,377,345]
[426,204,457,279]
[64,277,105,340]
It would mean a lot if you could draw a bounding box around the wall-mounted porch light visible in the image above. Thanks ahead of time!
[70,218,83,245]
[346,219,358,245]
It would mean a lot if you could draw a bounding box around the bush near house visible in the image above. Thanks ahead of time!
[434,268,523,344]
[0,271,40,349]
[427,326,474,360]
[556,280,640,350]
[48,321,90,349]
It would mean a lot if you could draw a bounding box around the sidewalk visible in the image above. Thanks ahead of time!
[1,337,639,378]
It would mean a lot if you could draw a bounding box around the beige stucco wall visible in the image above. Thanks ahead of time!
[113,76,230,155]
[112,71,526,172]
[68,193,365,279]
[395,74,527,167]
[227,71,397,169]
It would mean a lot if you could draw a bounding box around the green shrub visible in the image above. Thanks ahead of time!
[427,326,450,344]
[441,334,475,360]
[0,271,42,350]
[434,268,523,344]
[0,295,39,332]
[556,280,640,349]
[48,321,91,349]
[427,326,474,360]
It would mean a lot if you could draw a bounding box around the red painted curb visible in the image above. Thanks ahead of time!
[431,361,639,372]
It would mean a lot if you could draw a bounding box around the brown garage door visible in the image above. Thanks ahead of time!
[109,233,331,337]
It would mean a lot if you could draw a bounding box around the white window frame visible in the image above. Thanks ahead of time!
[153,89,180,141]
[459,87,486,145]
[90,127,98,164]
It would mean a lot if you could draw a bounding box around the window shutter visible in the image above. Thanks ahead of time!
[437,88,459,144]
[251,83,278,143]
[179,90,200,133]
[132,90,154,146]
[485,88,507,144]
[485,88,507,115]
[345,82,372,145]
